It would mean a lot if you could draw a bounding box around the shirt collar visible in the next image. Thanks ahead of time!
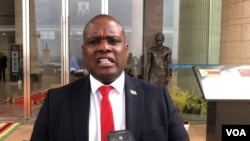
[90,71,125,95]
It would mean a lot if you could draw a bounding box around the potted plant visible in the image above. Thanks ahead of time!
[169,87,207,131]
[185,94,207,116]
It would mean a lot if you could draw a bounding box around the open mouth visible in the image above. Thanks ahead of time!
[97,58,115,66]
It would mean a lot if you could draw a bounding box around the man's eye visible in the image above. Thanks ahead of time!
[88,40,100,45]
[109,39,120,45]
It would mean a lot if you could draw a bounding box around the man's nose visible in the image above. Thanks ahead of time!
[99,40,110,51]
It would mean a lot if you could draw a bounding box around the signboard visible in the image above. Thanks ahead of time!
[193,65,250,100]
[9,44,22,82]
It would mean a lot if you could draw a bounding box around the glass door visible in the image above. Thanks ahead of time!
[0,0,144,120]
[68,0,143,81]
[30,0,62,118]
[0,0,24,119]
[69,0,101,82]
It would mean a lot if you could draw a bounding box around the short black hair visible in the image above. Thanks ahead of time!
[83,14,126,42]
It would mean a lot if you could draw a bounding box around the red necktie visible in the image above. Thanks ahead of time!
[99,86,114,141]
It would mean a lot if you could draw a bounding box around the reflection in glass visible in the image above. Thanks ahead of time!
[0,0,24,117]
[30,0,62,117]
[109,0,143,79]
[69,0,101,82]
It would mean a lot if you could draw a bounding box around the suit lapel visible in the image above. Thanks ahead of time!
[125,74,144,140]
[71,77,91,141]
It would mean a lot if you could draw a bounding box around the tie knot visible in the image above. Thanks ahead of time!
[99,85,113,97]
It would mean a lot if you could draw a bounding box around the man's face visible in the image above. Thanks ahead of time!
[82,17,129,84]
[155,35,164,46]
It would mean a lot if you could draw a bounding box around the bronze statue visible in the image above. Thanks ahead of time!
[146,33,171,85]
[126,53,140,78]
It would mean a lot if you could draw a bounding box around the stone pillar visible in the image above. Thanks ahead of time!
[143,0,163,79]
[15,0,22,44]
[15,0,40,75]
[29,0,40,74]
[220,0,250,65]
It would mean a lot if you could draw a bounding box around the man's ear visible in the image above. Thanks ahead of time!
[125,44,129,57]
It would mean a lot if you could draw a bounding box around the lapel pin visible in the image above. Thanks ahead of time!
[130,90,137,95]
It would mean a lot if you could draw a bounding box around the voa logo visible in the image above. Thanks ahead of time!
[226,129,246,136]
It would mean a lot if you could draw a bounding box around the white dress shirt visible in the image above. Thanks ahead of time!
[89,72,126,141]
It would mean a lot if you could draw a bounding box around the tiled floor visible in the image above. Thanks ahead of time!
[3,123,206,141]
[188,124,206,141]
[0,77,61,117]
[4,124,33,141]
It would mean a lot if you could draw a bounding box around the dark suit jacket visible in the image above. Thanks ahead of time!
[30,74,189,141]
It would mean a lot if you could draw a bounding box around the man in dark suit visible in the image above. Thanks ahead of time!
[30,14,189,141]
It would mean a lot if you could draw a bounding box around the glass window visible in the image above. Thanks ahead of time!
[69,0,102,81]
[109,0,132,26]
[109,0,143,79]
[32,0,62,117]
[163,0,221,123]
[69,0,144,80]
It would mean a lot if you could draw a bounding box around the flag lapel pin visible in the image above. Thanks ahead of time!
[130,89,137,95]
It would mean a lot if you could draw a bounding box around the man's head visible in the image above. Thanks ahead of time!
[155,33,164,47]
[82,14,129,84]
